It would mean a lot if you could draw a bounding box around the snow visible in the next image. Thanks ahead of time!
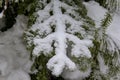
[0,15,31,80]
[85,1,120,80]
[85,1,120,53]
[107,14,120,50]
[0,0,7,19]
[30,0,92,77]
[0,0,120,80]
[25,0,120,80]
[7,69,30,80]
[97,54,108,74]
[0,11,4,18]
[62,68,91,80]
[84,1,120,51]
[84,1,107,28]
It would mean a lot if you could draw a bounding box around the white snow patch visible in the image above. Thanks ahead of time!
[0,11,4,18]
[97,54,108,74]
[7,69,30,80]
[0,15,31,80]
[85,1,120,79]
[107,14,120,49]
[84,1,107,28]
[62,68,91,80]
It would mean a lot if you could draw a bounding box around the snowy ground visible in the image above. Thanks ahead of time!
[0,15,31,80]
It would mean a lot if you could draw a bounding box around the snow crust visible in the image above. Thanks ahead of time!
[0,15,31,80]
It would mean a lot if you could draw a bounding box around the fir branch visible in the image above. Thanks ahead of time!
[101,12,112,29]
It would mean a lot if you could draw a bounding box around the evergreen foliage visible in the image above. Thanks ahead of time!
[24,0,120,80]
[30,54,64,80]
[95,0,120,13]
[25,0,94,79]
[85,12,113,80]
[85,10,120,80]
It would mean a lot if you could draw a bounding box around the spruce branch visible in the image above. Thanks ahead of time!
[26,0,92,76]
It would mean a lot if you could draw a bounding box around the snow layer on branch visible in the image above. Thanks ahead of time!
[0,15,31,80]
[85,1,120,79]
[85,1,120,53]
[97,54,108,74]
[107,14,120,51]
[62,67,91,80]
[84,1,107,28]
[29,0,92,76]
[85,1,120,52]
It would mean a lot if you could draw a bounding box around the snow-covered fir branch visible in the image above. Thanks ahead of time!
[26,0,92,77]
[24,0,120,80]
